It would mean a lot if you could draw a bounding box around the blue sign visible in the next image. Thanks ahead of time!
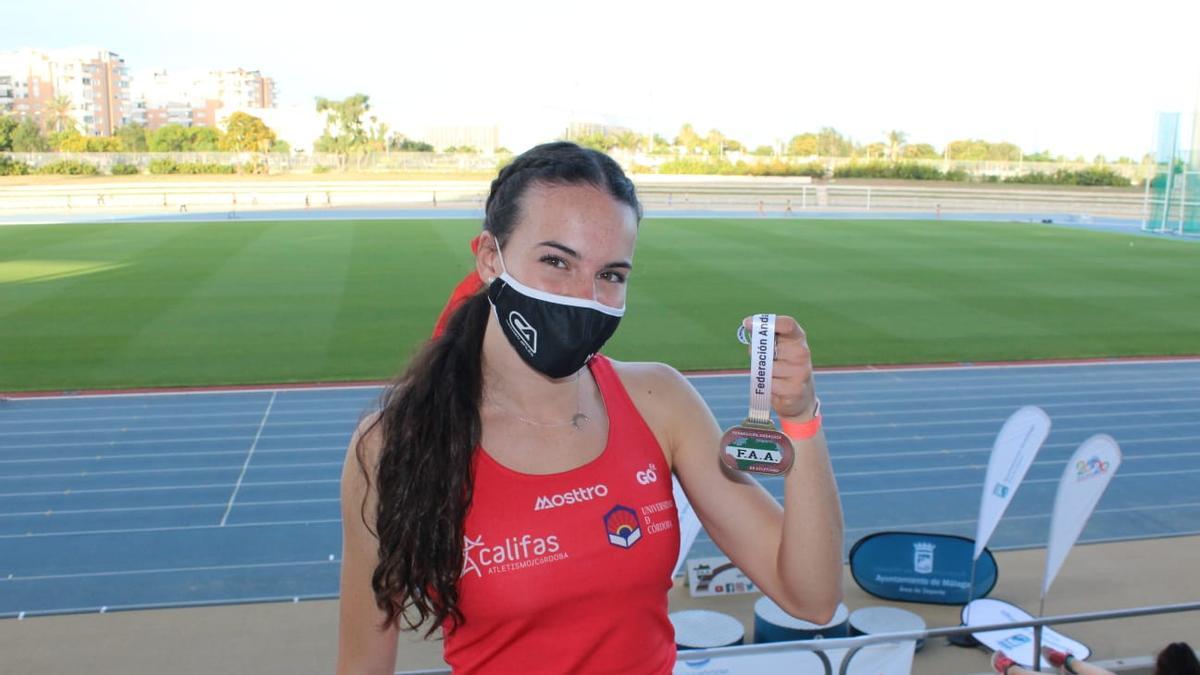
[849,532,998,605]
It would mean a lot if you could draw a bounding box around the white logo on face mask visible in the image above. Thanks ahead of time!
[507,311,537,355]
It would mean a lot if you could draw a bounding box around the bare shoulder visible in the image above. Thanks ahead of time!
[341,411,386,514]
[606,359,711,467]
[607,358,703,411]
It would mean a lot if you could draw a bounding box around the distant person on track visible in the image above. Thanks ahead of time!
[336,141,844,674]
[992,642,1200,675]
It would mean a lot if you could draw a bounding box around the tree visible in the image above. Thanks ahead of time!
[674,123,702,154]
[188,126,222,151]
[902,143,939,159]
[613,129,640,152]
[54,131,121,152]
[44,95,76,133]
[574,132,615,152]
[390,135,434,152]
[115,124,148,152]
[703,129,731,157]
[365,115,388,154]
[219,112,276,153]
[12,119,49,152]
[149,124,190,152]
[787,133,818,156]
[1023,149,1055,162]
[885,130,908,162]
[271,139,291,154]
[946,139,1021,161]
[0,115,18,151]
[816,128,852,157]
[315,93,372,169]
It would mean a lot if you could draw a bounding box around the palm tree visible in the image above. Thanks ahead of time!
[44,95,76,134]
[886,130,908,163]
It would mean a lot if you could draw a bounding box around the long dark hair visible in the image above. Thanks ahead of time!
[356,141,642,636]
[1157,642,1200,675]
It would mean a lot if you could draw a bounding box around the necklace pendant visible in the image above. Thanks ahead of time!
[570,412,590,430]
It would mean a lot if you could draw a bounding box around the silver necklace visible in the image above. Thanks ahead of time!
[483,372,591,431]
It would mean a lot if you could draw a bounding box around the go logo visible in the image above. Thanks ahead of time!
[635,463,658,486]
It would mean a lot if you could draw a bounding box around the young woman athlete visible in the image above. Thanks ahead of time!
[336,141,844,674]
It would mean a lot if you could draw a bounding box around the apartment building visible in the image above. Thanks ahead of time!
[421,124,500,153]
[130,68,276,131]
[0,47,131,136]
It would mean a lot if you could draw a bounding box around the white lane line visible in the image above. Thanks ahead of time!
[7,558,336,582]
[220,392,276,527]
[0,460,344,480]
[0,497,339,518]
[834,467,1200,497]
[822,408,1200,432]
[821,395,1200,419]
[843,500,1200,533]
[1,383,382,402]
[832,450,1200,478]
[0,478,338,498]
[5,445,1197,484]
[6,468,1198,537]
[830,435,1200,462]
[3,359,1188,406]
[820,418,1200,445]
[0,592,341,619]
[9,399,1200,437]
[0,445,344,464]
[0,430,348,451]
[0,418,355,436]
[683,358,1200,379]
[701,369,1200,388]
[0,517,341,539]
[1,429,1195,497]
[0,399,373,415]
[0,407,366,427]
[696,382,1200,403]
[6,409,1197,454]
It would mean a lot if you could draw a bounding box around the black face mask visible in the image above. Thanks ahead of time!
[486,266,624,379]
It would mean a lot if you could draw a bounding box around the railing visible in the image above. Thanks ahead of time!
[0,178,1148,220]
[392,600,1200,675]
[0,151,1152,181]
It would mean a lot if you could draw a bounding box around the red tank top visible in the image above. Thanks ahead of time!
[443,354,681,674]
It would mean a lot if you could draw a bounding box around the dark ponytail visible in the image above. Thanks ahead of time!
[357,141,641,637]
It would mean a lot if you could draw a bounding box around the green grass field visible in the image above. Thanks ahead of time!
[1,217,1197,392]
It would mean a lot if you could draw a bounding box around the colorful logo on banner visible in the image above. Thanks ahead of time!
[1074,456,1111,481]
[603,505,642,549]
[1042,434,1122,599]
[687,556,759,597]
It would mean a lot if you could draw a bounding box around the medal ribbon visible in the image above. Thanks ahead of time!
[748,313,776,425]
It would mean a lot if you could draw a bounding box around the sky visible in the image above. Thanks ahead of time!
[6,0,1200,158]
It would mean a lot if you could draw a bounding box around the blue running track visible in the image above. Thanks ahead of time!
[2,359,1199,618]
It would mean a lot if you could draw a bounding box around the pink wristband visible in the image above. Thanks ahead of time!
[780,398,822,440]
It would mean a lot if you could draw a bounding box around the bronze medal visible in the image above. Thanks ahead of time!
[720,313,795,475]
